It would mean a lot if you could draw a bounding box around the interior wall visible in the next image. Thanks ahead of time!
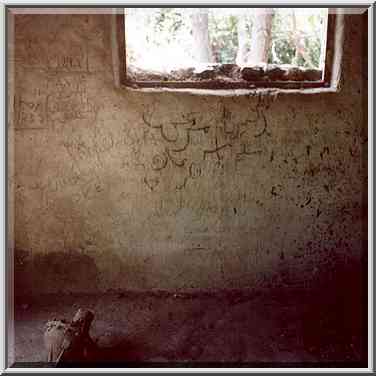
[9,10,367,294]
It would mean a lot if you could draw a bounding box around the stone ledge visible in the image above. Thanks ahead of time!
[127,63,322,83]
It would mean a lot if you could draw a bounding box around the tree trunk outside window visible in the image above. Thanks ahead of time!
[236,13,249,65]
[190,9,214,63]
[291,9,314,68]
[247,8,274,65]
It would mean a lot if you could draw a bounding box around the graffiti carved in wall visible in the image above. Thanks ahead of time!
[47,75,98,125]
[139,95,273,192]
[14,93,47,130]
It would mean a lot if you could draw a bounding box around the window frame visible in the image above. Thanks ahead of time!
[115,8,337,90]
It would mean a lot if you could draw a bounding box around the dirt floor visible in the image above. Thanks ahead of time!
[12,286,366,368]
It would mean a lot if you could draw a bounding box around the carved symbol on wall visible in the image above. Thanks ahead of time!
[175,177,188,191]
[151,153,168,171]
[46,90,97,125]
[300,194,312,208]
[143,176,160,191]
[170,132,190,153]
[47,42,88,72]
[14,95,46,130]
[320,146,330,159]
[235,144,263,163]
[222,106,240,140]
[142,113,180,143]
[203,143,232,161]
[189,162,202,179]
[254,111,270,138]
[224,122,240,140]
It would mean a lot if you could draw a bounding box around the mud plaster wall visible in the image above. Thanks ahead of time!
[9,11,367,295]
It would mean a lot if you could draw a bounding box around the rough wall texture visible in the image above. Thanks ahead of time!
[9,10,367,294]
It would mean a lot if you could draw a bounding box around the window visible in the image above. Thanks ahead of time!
[116,8,337,90]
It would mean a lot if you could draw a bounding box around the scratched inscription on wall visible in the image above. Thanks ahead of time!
[14,93,46,130]
[14,14,96,130]
[47,41,88,72]
[138,95,273,192]
[15,73,98,130]
[46,74,98,125]
[15,12,90,73]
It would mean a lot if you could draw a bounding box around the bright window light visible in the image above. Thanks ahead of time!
[124,8,329,78]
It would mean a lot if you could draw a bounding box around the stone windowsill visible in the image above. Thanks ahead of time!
[126,63,323,84]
